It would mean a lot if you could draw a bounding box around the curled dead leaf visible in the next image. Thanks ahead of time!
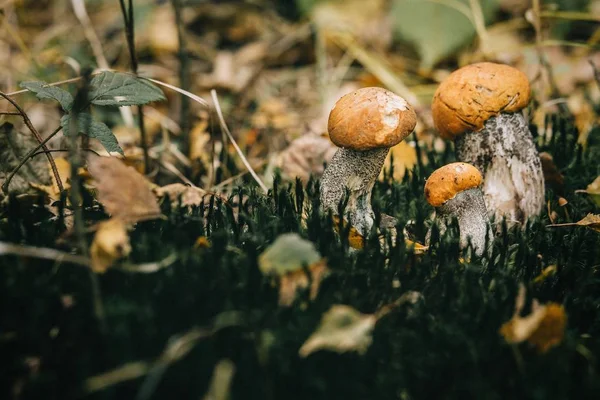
[279,260,329,307]
[90,218,131,274]
[154,183,210,209]
[299,305,377,357]
[576,176,600,207]
[500,285,566,353]
[87,156,161,223]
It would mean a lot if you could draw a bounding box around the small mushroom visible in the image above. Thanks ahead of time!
[425,162,492,256]
[431,62,544,225]
[320,87,417,236]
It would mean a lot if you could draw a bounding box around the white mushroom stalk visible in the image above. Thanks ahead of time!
[425,162,492,257]
[432,62,545,225]
[320,87,417,237]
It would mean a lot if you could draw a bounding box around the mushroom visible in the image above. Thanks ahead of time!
[431,62,544,225]
[424,162,492,257]
[320,87,417,237]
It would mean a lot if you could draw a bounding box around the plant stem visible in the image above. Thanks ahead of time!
[118,0,150,174]
[171,0,190,146]
[0,91,64,194]
[70,74,107,332]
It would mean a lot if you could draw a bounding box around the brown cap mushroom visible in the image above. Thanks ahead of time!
[424,162,491,257]
[432,62,530,140]
[320,87,417,237]
[328,87,417,150]
[424,162,482,207]
[431,62,544,225]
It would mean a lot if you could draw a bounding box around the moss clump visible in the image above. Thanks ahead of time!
[1,114,599,399]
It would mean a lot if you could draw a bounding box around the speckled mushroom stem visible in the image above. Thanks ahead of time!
[428,188,492,257]
[320,147,389,237]
[454,112,545,224]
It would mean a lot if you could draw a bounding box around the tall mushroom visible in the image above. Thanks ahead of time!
[431,62,544,225]
[424,162,492,257]
[320,87,417,237]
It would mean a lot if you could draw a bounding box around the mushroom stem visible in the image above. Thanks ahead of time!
[320,147,389,236]
[429,188,492,256]
[454,112,544,224]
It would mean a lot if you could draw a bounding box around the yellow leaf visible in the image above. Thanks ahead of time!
[576,176,600,207]
[332,216,365,249]
[299,305,377,357]
[533,265,557,285]
[379,141,418,181]
[547,213,600,233]
[90,218,131,274]
[279,260,330,307]
[194,236,211,249]
[500,286,566,353]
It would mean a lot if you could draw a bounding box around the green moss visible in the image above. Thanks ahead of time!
[0,112,599,399]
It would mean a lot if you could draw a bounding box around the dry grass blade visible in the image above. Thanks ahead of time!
[145,77,210,108]
[0,241,91,267]
[210,90,269,193]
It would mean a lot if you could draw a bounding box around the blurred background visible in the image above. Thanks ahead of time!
[1,0,599,190]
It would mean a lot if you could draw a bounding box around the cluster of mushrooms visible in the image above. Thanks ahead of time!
[320,62,544,257]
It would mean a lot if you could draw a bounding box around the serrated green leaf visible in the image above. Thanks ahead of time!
[61,114,124,155]
[391,0,500,70]
[89,72,166,107]
[20,81,74,112]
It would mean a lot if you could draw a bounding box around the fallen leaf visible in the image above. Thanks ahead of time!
[258,233,322,276]
[332,216,365,249]
[29,157,71,201]
[276,134,337,183]
[533,265,557,285]
[258,233,329,306]
[391,0,501,70]
[87,155,161,222]
[90,218,131,274]
[0,122,50,196]
[279,260,329,307]
[500,285,567,353]
[298,305,377,357]
[154,183,209,209]
[576,176,600,207]
[547,213,600,233]
[194,236,211,249]
[379,141,418,181]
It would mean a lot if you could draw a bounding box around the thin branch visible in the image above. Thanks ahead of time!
[590,59,600,89]
[31,147,102,158]
[171,0,190,143]
[118,0,150,173]
[0,111,20,115]
[2,125,62,193]
[0,91,63,193]
[0,241,90,267]
[210,90,268,194]
[7,76,83,96]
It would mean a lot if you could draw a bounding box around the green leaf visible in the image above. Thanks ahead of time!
[89,72,166,107]
[258,233,322,276]
[61,114,124,155]
[391,0,500,70]
[20,81,74,112]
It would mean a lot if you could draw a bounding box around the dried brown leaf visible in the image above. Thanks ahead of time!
[276,134,337,183]
[90,218,131,274]
[547,213,600,233]
[154,183,209,209]
[279,260,330,307]
[87,156,161,222]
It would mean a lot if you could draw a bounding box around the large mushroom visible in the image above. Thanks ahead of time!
[320,87,417,237]
[431,62,544,225]
[424,162,492,257]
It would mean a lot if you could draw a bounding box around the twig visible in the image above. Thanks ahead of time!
[7,76,83,96]
[69,73,107,332]
[2,125,62,193]
[71,0,134,127]
[118,0,150,174]
[0,241,90,267]
[210,90,268,193]
[30,147,102,158]
[171,0,190,143]
[590,60,600,89]
[0,91,63,193]
[0,111,20,115]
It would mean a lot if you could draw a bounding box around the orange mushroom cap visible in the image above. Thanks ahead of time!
[431,62,530,140]
[424,162,483,207]
[328,87,417,151]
